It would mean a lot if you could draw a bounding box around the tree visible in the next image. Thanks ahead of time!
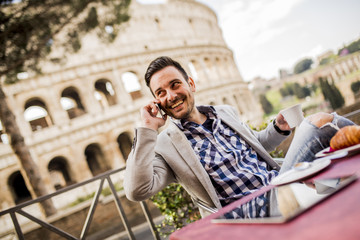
[259,94,273,114]
[338,38,360,55]
[351,80,360,96]
[319,77,345,110]
[319,57,333,65]
[0,0,130,216]
[279,82,311,99]
[293,58,313,74]
[279,82,294,97]
[293,82,311,99]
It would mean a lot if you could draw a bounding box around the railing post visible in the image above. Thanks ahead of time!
[106,176,136,240]
[80,178,105,239]
[10,212,24,240]
[140,201,161,240]
[17,209,77,240]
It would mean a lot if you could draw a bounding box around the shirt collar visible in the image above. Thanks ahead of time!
[172,105,217,130]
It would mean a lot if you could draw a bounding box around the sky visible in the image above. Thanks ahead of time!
[196,0,360,81]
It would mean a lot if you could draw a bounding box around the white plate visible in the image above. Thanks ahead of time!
[270,159,331,186]
[315,143,360,158]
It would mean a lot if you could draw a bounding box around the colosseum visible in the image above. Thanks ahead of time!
[0,0,263,234]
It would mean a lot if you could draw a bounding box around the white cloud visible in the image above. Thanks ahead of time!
[300,44,326,60]
[213,0,306,80]
[220,0,304,43]
[199,0,360,80]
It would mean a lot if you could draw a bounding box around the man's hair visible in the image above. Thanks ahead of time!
[144,56,189,88]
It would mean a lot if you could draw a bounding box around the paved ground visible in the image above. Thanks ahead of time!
[105,216,169,240]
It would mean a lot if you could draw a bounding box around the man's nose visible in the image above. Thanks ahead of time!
[167,90,177,101]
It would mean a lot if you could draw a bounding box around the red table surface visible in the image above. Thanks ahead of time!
[170,153,360,240]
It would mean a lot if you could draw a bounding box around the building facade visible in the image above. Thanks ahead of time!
[0,0,263,214]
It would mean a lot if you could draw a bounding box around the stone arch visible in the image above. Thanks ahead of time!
[0,121,9,143]
[94,79,117,108]
[24,98,53,131]
[84,143,111,176]
[48,156,74,190]
[61,86,86,119]
[215,57,226,79]
[203,57,212,81]
[204,57,218,81]
[222,97,230,105]
[191,59,206,83]
[223,56,234,78]
[188,60,199,81]
[8,171,31,204]
[154,17,162,30]
[188,18,194,28]
[117,132,133,161]
[121,71,142,100]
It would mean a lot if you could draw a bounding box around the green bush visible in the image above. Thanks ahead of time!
[68,192,95,207]
[66,181,123,208]
[280,82,312,99]
[150,183,201,237]
[101,182,123,196]
[248,121,285,158]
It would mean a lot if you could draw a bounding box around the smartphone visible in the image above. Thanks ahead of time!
[155,103,166,120]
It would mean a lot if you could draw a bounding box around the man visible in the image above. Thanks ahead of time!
[124,56,354,217]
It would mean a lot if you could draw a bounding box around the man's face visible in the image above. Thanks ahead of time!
[150,66,196,120]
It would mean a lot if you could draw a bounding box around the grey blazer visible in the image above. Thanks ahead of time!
[124,105,288,216]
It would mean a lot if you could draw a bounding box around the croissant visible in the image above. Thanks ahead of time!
[330,125,360,150]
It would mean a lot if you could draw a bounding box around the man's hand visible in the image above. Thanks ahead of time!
[141,100,167,131]
[275,113,292,131]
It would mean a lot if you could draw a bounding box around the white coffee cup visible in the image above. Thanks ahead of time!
[279,104,304,128]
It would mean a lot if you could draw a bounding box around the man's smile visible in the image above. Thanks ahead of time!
[170,100,184,109]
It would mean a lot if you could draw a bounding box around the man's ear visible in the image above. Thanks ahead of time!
[188,77,196,92]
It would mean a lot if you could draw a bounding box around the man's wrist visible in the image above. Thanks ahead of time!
[273,119,291,136]
[141,124,159,131]
[141,119,159,131]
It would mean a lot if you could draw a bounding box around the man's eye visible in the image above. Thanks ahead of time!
[157,91,165,97]
[172,82,181,88]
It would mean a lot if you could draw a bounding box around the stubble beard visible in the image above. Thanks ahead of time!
[166,94,195,120]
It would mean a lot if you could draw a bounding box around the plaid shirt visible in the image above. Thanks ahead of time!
[173,106,278,217]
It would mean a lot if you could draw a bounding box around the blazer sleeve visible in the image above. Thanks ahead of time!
[245,121,289,152]
[124,127,176,201]
[225,105,289,152]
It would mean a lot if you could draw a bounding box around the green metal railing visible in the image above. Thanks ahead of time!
[0,167,160,240]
